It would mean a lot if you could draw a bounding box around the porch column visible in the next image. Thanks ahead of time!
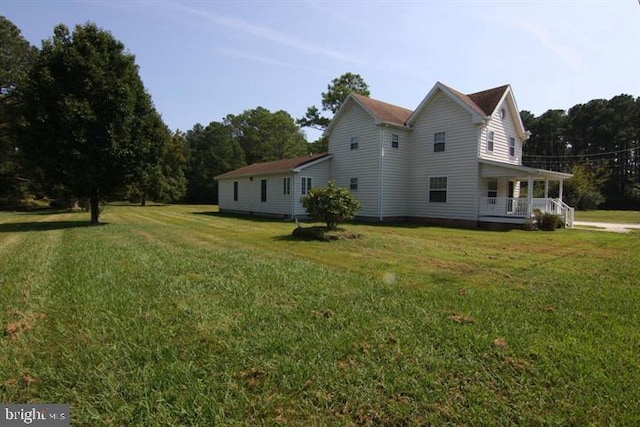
[559,180,564,202]
[527,174,533,217]
[544,180,549,199]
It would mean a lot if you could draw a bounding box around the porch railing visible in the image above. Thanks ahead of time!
[478,197,574,227]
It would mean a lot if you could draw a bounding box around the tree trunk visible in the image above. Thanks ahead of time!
[140,194,146,206]
[90,190,100,225]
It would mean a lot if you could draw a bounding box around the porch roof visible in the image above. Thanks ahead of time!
[479,159,573,181]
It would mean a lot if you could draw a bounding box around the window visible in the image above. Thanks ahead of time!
[350,136,359,150]
[283,177,290,195]
[434,132,446,152]
[233,181,238,201]
[350,178,358,191]
[487,131,494,152]
[487,178,498,199]
[260,179,267,202]
[429,177,447,203]
[500,108,506,119]
[509,137,516,157]
[391,134,399,148]
[301,177,312,195]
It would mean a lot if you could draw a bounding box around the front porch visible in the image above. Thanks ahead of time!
[478,197,575,227]
[478,159,574,227]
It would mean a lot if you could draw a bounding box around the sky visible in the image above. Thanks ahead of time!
[3,0,640,142]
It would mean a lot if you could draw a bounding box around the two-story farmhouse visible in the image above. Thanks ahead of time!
[216,82,574,227]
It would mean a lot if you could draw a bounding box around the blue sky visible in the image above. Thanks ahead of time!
[4,1,639,141]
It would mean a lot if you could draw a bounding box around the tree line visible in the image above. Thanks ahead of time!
[0,17,368,223]
[521,95,640,209]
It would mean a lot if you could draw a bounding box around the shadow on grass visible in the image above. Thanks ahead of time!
[0,220,101,233]
[192,211,291,224]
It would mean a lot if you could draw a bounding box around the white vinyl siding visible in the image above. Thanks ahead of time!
[381,128,411,216]
[408,90,480,221]
[328,101,379,217]
[479,100,522,165]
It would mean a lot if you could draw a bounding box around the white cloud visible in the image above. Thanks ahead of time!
[164,1,364,66]
[213,48,325,74]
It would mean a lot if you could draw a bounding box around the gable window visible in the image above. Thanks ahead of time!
[509,137,516,157]
[283,177,290,195]
[391,134,399,148]
[350,178,358,191]
[500,108,506,119]
[429,177,447,203]
[434,132,446,152]
[350,136,359,150]
[233,181,238,201]
[260,179,267,202]
[301,177,312,195]
[487,131,494,152]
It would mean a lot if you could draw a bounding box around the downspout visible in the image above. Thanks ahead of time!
[378,127,384,221]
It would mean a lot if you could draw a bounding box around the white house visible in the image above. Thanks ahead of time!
[216,82,574,227]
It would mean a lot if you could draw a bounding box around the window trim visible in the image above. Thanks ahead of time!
[301,176,312,195]
[260,179,267,202]
[434,131,446,153]
[350,178,358,191]
[487,131,494,152]
[350,136,359,150]
[391,134,399,149]
[429,176,448,203]
[283,177,290,195]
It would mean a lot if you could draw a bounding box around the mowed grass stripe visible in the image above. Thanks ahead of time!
[1,205,639,424]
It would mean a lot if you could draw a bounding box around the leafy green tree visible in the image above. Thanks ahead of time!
[225,107,307,164]
[21,23,163,224]
[564,163,608,210]
[297,72,370,132]
[0,16,37,199]
[184,122,245,203]
[301,181,361,230]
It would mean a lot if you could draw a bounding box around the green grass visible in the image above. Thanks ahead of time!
[1,205,640,425]
[575,209,640,223]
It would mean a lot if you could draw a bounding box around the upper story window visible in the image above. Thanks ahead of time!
[350,137,359,150]
[283,177,290,195]
[487,131,494,152]
[434,132,446,152]
[350,178,358,191]
[391,134,399,148]
[509,137,516,157]
[500,108,506,119]
[301,177,312,195]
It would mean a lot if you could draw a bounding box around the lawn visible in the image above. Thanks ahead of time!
[574,209,640,224]
[1,204,639,425]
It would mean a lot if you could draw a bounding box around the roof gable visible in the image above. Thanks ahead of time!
[324,93,412,136]
[467,85,510,116]
[215,153,331,180]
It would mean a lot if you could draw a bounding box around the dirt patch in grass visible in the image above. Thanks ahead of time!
[3,312,45,341]
[447,314,476,324]
[291,226,361,242]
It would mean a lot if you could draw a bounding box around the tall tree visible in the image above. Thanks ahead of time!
[225,107,307,164]
[184,122,245,203]
[0,16,36,199]
[21,23,163,224]
[297,72,370,132]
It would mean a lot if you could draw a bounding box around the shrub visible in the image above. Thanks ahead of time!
[533,209,562,231]
[301,181,361,230]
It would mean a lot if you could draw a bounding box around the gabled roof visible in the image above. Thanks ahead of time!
[215,153,331,180]
[326,82,526,138]
[467,85,510,116]
[351,94,413,127]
